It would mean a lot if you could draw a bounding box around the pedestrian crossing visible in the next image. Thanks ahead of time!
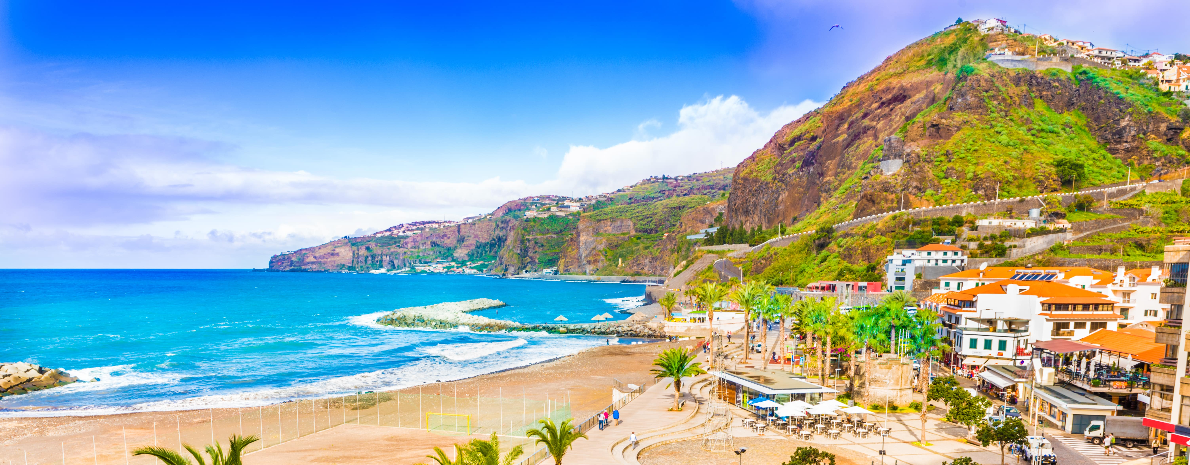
[1049,435,1133,465]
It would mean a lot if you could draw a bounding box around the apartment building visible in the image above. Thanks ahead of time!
[1144,239,1190,455]
[885,243,968,291]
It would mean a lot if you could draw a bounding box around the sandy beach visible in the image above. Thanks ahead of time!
[0,338,690,463]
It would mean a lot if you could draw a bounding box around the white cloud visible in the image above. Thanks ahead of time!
[554,96,820,194]
[0,95,819,267]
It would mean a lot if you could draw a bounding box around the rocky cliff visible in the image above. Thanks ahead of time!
[270,170,732,276]
[727,23,1189,232]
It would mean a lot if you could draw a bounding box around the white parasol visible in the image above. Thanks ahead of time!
[554,315,568,321]
[753,399,782,409]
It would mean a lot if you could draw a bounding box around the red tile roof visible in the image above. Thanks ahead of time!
[955,279,1107,299]
[1079,329,1164,364]
[917,244,962,252]
[1039,313,1123,320]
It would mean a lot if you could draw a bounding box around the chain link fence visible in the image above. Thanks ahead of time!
[3,383,575,464]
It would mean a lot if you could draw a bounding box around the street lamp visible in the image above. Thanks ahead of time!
[734,447,747,464]
[835,368,841,399]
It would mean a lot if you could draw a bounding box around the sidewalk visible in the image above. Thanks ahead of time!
[563,380,692,465]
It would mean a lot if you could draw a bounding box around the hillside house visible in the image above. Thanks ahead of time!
[1085,47,1126,66]
[978,18,1009,34]
[885,244,968,291]
[976,218,1037,229]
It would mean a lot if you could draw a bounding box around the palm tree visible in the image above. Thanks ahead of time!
[422,445,466,465]
[908,307,944,445]
[133,435,259,465]
[758,294,790,371]
[803,299,831,385]
[462,433,524,465]
[525,418,587,465]
[772,294,797,372]
[788,298,813,376]
[691,282,728,367]
[729,281,770,362]
[650,347,708,410]
[658,292,678,322]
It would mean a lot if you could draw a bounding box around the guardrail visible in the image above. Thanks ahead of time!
[747,184,1146,254]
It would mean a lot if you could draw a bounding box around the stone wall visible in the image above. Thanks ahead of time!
[856,355,916,406]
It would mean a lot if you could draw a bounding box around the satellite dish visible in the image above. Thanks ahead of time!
[980,262,989,271]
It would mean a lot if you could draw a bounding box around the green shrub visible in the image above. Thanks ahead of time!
[909,401,923,411]
[782,447,836,465]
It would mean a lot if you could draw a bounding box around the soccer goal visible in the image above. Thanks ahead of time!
[425,412,472,434]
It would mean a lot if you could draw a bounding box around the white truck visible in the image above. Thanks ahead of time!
[1022,436,1057,465]
[1084,417,1149,448]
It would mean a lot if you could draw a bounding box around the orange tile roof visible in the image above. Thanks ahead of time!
[1124,268,1163,281]
[939,266,1115,284]
[1118,327,1157,339]
[955,279,1107,299]
[1079,329,1164,363]
[1039,313,1123,320]
[917,244,962,252]
[922,293,948,304]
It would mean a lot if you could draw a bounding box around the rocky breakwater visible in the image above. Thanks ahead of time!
[0,362,79,398]
[376,298,666,338]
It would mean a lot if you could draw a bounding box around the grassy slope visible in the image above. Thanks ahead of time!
[733,24,1189,284]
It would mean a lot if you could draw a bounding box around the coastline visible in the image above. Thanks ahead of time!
[0,339,686,460]
[376,298,667,338]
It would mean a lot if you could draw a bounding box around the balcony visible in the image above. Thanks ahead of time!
[1156,325,1183,345]
[1160,287,1185,305]
[1056,371,1149,394]
[1151,364,1177,387]
[1120,298,1135,304]
[957,327,1029,334]
[1051,329,1075,337]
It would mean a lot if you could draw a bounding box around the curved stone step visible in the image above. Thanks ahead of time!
[613,377,725,464]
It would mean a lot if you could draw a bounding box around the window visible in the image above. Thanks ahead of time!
[998,340,1007,351]
[984,339,992,350]
[1090,322,1107,331]
[1152,293,1159,300]
[1073,322,1087,329]
[970,338,979,349]
[944,281,951,288]
[1146,309,1158,317]
[957,282,964,291]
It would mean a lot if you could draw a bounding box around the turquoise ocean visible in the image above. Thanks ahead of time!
[0,270,647,417]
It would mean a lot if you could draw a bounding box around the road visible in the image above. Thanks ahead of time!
[1048,432,1162,465]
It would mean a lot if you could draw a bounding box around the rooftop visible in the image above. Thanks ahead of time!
[955,279,1109,299]
[1078,329,1165,364]
[712,369,836,395]
[1034,383,1121,411]
[917,244,962,252]
[940,266,1115,285]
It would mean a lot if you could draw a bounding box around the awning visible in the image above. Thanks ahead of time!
[979,370,1016,389]
[1033,339,1098,354]
[962,357,1014,366]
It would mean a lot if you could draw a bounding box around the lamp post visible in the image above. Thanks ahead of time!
[734,447,748,465]
[835,368,841,399]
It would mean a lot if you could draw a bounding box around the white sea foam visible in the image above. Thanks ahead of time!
[421,339,527,361]
[604,296,645,311]
[346,311,392,330]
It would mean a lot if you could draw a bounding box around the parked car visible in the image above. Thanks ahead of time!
[1022,436,1057,465]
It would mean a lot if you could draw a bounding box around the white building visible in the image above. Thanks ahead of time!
[885,244,968,291]
[923,280,1122,368]
[934,266,1167,325]
[976,218,1038,228]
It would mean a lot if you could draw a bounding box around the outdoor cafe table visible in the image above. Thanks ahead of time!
[801,430,813,440]
[786,424,799,435]
[877,427,892,437]
[828,429,841,439]
[842,423,854,432]
[815,424,826,434]
[864,422,876,431]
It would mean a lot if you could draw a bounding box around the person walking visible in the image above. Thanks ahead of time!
[598,412,606,430]
[630,431,638,449]
[1103,433,1114,455]
[613,409,620,425]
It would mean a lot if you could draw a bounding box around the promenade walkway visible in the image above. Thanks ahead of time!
[563,379,693,465]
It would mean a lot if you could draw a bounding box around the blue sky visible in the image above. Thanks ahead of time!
[2,0,1188,268]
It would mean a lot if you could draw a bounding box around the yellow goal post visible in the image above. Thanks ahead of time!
[425,412,472,434]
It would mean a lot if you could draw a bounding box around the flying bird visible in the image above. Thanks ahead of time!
[829,24,842,31]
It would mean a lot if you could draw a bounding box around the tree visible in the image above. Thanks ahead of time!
[907,307,944,444]
[133,435,259,465]
[946,389,992,435]
[977,417,1029,465]
[944,458,978,465]
[690,282,728,367]
[927,376,962,407]
[461,433,524,465]
[1054,157,1086,189]
[782,446,836,465]
[422,445,467,465]
[658,292,678,322]
[758,294,792,370]
[774,293,799,373]
[729,281,771,362]
[955,17,964,24]
[525,418,587,465]
[650,347,708,410]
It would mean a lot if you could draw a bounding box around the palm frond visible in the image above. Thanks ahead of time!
[131,446,194,465]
